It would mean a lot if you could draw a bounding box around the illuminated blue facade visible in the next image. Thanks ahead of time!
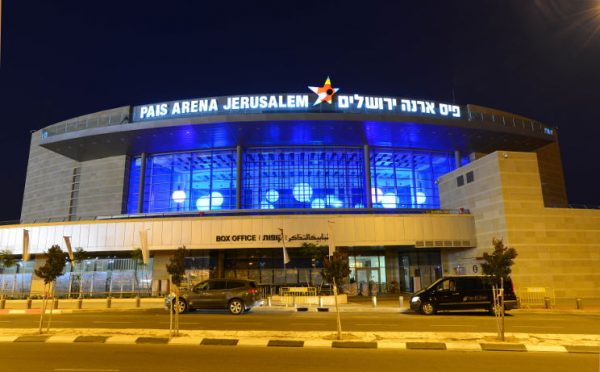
[126,146,456,213]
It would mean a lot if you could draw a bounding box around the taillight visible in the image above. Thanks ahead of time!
[247,288,257,294]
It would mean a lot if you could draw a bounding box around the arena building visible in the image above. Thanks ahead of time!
[1,78,598,300]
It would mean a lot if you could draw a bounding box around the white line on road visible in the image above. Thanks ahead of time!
[355,323,385,326]
[511,326,564,329]
[92,321,133,324]
[54,369,120,372]
[431,324,476,327]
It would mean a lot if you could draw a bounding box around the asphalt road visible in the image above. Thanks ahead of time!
[0,343,597,372]
[1,309,600,335]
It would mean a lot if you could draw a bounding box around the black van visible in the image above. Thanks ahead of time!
[409,275,518,315]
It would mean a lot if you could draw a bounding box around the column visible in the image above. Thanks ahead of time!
[364,145,373,208]
[137,152,147,213]
[236,145,242,210]
[454,150,461,169]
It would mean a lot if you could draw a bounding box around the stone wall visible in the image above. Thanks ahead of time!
[438,151,600,299]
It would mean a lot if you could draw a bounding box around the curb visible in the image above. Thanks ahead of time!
[0,334,597,354]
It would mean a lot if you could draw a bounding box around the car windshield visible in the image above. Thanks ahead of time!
[426,278,444,290]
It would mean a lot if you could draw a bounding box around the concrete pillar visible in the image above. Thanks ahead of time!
[454,150,461,169]
[364,145,372,208]
[236,145,242,210]
[137,152,147,213]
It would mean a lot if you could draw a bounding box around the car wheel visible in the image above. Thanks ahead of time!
[228,299,244,315]
[420,301,436,315]
[173,298,187,314]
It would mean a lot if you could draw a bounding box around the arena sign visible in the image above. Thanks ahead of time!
[133,81,461,121]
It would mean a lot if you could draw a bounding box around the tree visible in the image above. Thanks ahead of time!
[166,246,187,288]
[299,242,328,266]
[0,249,17,300]
[34,245,67,333]
[481,238,518,342]
[481,238,518,286]
[130,248,145,295]
[73,247,88,265]
[165,246,187,337]
[0,249,16,272]
[321,252,351,293]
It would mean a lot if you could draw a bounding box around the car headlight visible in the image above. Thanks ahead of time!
[411,296,420,303]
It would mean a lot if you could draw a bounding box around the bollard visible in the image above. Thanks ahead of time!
[106,297,112,309]
[0,298,5,309]
[399,296,404,308]
[576,298,583,310]
[372,295,377,307]
[26,297,32,309]
[544,297,551,309]
[135,296,141,308]
[319,296,323,308]
[77,297,83,309]
[267,296,272,307]
[53,298,59,310]
[293,295,296,308]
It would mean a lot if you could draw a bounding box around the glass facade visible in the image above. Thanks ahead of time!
[370,149,455,209]
[127,149,237,213]
[242,147,365,209]
[126,146,459,213]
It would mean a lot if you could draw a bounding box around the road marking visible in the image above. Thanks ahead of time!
[355,323,385,326]
[54,369,120,372]
[92,321,133,324]
[431,324,476,327]
[511,326,564,329]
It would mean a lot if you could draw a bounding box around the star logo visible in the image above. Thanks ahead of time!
[308,77,339,106]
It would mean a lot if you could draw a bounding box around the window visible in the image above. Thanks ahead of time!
[209,280,227,290]
[466,171,474,184]
[126,149,237,213]
[371,149,455,209]
[226,280,246,289]
[243,147,365,209]
[456,175,464,187]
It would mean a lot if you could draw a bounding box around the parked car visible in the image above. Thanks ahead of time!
[409,275,518,315]
[165,279,263,315]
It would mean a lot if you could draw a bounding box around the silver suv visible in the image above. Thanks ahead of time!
[165,279,263,315]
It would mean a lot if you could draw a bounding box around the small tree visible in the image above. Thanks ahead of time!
[481,238,518,341]
[130,248,145,295]
[0,249,17,299]
[73,247,88,265]
[321,252,351,293]
[71,247,88,298]
[34,245,67,333]
[0,249,16,272]
[166,246,187,336]
[481,238,518,286]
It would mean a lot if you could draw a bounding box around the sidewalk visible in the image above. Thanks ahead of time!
[0,327,598,354]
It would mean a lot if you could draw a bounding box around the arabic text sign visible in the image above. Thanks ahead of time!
[214,233,329,243]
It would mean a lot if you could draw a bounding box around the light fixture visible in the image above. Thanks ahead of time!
[311,198,326,208]
[196,195,210,211]
[371,187,383,203]
[172,190,186,204]
[381,193,398,208]
[265,189,279,203]
[416,191,427,204]
[325,195,343,208]
[292,183,313,202]
[211,191,224,207]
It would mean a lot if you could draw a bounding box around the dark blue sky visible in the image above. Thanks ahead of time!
[1,1,599,220]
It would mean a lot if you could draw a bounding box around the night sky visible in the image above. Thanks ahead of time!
[1,1,599,221]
